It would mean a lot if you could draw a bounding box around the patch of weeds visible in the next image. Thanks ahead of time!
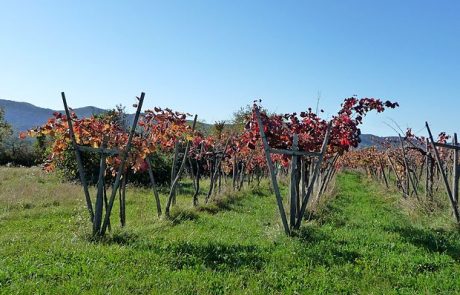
[386,224,460,261]
[0,271,12,287]
[109,229,139,245]
[197,203,220,214]
[197,191,246,214]
[21,202,35,210]
[168,207,199,225]
[83,228,141,245]
[166,241,266,271]
[415,262,440,273]
[250,185,266,197]
[313,201,349,226]
[296,224,329,244]
[42,201,60,208]
[100,229,140,246]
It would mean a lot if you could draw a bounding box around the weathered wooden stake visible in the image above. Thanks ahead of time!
[255,108,290,235]
[206,136,232,202]
[425,139,430,198]
[300,158,306,218]
[380,159,389,188]
[165,115,198,216]
[100,92,144,235]
[289,134,299,229]
[294,121,332,230]
[93,138,108,235]
[453,133,458,204]
[170,141,180,205]
[387,154,406,197]
[232,156,237,190]
[426,122,460,223]
[398,134,412,196]
[119,172,127,227]
[318,154,339,197]
[147,157,162,217]
[61,92,94,222]
[192,143,203,207]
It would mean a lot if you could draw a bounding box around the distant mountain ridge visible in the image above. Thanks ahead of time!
[1,99,396,148]
[358,134,399,149]
[0,99,107,131]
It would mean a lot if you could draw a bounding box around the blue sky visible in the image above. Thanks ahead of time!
[1,0,459,136]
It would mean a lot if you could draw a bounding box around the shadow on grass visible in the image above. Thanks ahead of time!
[306,199,349,227]
[296,224,330,244]
[175,182,196,195]
[89,229,141,246]
[167,207,200,225]
[295,225,361,267]
[87,232,266,271]
[166,241,266,271]
[197,192,246,215]
[387,224,460,261]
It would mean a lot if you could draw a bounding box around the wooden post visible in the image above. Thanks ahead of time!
[399,135,411,195]
[171,141,180,205]
[239,155,253,191]
[387,154,406,197]
[453,133,458,204]
[103,182,111,232]
[289,134,299,229]
[101,92,144,235]
[218,162,222,193]
[426,122,460,223]
[323,155,339,193]
[93,138,108,235]
[425,139,430,198]
[300,158,305,218]
[192,143,203,207]
[237,162,246,191]
[318,154,339,197]
[206,135,232,202]
[380,159,389,188]
[147,157,162,217]
[119,172,127,227]
[295,121,332,230]
[165,115,198,216]
[232,155,237,190]
[399,135,418,197]
[192,157,201,207]
[255,108,290,235]
[188,157,197,191]
[61,92,94,222]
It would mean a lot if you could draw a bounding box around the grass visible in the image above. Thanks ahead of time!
[2,167,460,294]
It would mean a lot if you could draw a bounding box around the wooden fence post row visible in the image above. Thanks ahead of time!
[61,92,145,236]
[165,115,198,217]
[426,122,460,224]
[254,107,332,235]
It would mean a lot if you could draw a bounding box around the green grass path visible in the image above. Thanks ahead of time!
[2,170,460,294]
[304,171,460,294]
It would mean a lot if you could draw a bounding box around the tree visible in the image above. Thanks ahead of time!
[0,107,12,146]
[213,120,226,140]
[230,105,251,134]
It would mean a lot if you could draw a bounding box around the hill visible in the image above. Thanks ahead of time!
[0,99,216,135]
[0,99,107,131]
[359,134,399,149]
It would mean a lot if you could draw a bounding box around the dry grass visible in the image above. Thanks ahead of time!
[0,167,85,211]
[362,172,458,229]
